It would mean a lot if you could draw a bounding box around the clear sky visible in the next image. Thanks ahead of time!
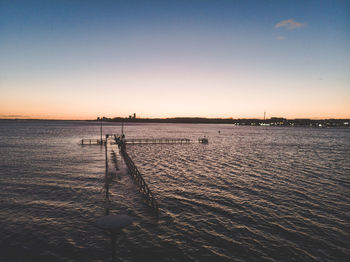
[1,0,349,119]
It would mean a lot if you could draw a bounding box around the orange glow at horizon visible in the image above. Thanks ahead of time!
[1,68,349,120]
[1,59,349,121]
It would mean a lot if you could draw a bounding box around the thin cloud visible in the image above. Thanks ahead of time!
[275,19,305,30]
[276,36,286,40]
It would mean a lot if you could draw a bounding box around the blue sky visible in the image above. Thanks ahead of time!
[1,0,349,119]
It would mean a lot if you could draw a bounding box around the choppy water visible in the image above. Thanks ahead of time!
[0,120,349,262]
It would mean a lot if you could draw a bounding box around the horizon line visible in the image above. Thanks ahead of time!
[1,116,350,121]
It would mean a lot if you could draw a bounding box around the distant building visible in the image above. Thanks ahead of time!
[128,113,137,120]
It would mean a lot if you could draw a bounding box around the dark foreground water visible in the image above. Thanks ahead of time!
[0,120,349,262]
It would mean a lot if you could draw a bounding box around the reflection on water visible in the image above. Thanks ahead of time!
[0,120,349,261]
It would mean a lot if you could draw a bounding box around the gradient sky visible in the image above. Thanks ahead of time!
[1,0,349,119]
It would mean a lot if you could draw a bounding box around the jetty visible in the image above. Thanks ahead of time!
[80,133,208,214]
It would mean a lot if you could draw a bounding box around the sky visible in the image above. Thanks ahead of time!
[0,0,349,119]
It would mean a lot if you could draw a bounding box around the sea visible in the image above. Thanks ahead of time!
[0,120,349,262]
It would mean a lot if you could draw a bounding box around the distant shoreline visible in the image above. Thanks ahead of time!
[1,117,349,127]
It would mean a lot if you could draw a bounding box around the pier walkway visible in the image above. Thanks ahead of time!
[125,138,190,144]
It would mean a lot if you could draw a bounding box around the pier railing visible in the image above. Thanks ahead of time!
[81,137,206,145]
[117,138,158,212]
[125,138,190,144]
[81,139,104,145]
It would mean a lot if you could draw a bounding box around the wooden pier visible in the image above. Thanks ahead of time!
[125,138,190,145]
[116,137,158,212]
[81,133,207,214]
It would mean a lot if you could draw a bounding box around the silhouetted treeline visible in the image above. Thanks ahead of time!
[96,117,350,127]
[97,117,233,124]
